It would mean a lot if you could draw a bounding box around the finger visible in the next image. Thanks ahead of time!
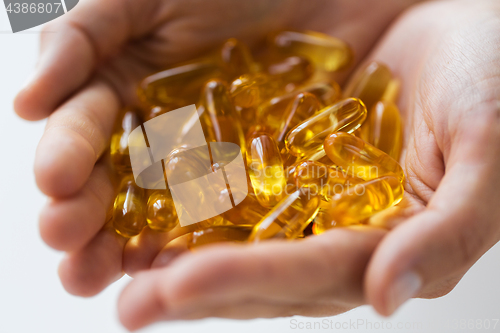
[120,295,349,329]
[150,233,191,269]
[118,227,386,329]
[14,0,131,120]
[39,159,116,251]
[58,224,127,297]
[34,80,120,197]
[363,0,500,316]
[122,226,187,276]
[366,105,500,316]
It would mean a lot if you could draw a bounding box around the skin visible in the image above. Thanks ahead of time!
[14,0,500,330]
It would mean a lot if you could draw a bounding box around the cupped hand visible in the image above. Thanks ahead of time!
[118,0,500,329]
[15,0,500,330]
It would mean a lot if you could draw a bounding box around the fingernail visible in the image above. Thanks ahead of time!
[386,271,422,315]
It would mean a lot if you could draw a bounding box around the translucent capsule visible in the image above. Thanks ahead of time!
[288,160,363,200]
[247,133,286,208]
[230,73,284,109]
[199,79,245,149]
[313,176,404,233]
[187,226,253,249]
[256,81,341,126]
[285,98,367,156]
[248,188,321,242]
[294,148,334,166]
[295,81,342,106]
[146,190,178,232]
[265,55,313,85]
[268,30,353,72]
[110,109,142,173]
[144,104,184,121]
[138,61,224,107]
[163,146,215,227]
[324,132,405,182]
[343,61,392,112]
[360,79,403,161]
[273,92,321,150]
[113,176,147,237]
[218,38,256,80]
[222,192,270,225]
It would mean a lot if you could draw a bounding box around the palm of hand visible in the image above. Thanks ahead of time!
[14,0,500,330]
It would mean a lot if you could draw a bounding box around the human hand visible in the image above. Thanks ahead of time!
[14,0,417,297]
[114,0,500,329]
[17,0,500,330]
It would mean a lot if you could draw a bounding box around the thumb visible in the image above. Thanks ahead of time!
[13,0,152,120]
[365,105,500,316]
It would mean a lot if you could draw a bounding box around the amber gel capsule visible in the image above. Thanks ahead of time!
[269,30,353,72]
[343,61,392,112]
[285,98,367,156]
[248,187,321,242]
[274,92,321,150]
[289,160,363,200]
[230,73,284,109]
[360,79,403,161]
[247,133,286,208]
[138,61,224,107]
[256,82,338,127]
[113,176,147,237]
[110,109,142,173]
[313,176,404,233]
[218,38,257,80]
[222,192,270,226]
[199,79,245,149]
[147,190,178,232]
[265,55,313,85]
[187,225,253,249]
[324,132,405,182]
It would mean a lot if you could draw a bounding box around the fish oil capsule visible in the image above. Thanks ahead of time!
[324,132,405,182]
[285,98,367,156]
[146,190,178,232]
[248,188,321,242]
[268,30,353,72]
[199,79,245,149]
[222,192,270,225]
[218,38,257,80]
[360,79,403,161]
[256,81,341,125]
[289,161,363,200]
[138,61,224,107]
[230,73,284,109]
[247,133,286,208]
[313,176,403,233]
[274,92,321,150]
[300,81,342,106]
[144,104,185,121]
[285,149,334,180]
[113,176,147,237]
[343,61,392,112]
[293,148,334,166]
[187,225,253,249]
[110,109,142,173]
[265,55,313,85]
[163,146,218,228]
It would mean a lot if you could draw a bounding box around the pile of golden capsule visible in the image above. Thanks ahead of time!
[109,31,404,249]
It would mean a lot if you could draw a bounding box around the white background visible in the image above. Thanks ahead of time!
[0,7,499,333]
